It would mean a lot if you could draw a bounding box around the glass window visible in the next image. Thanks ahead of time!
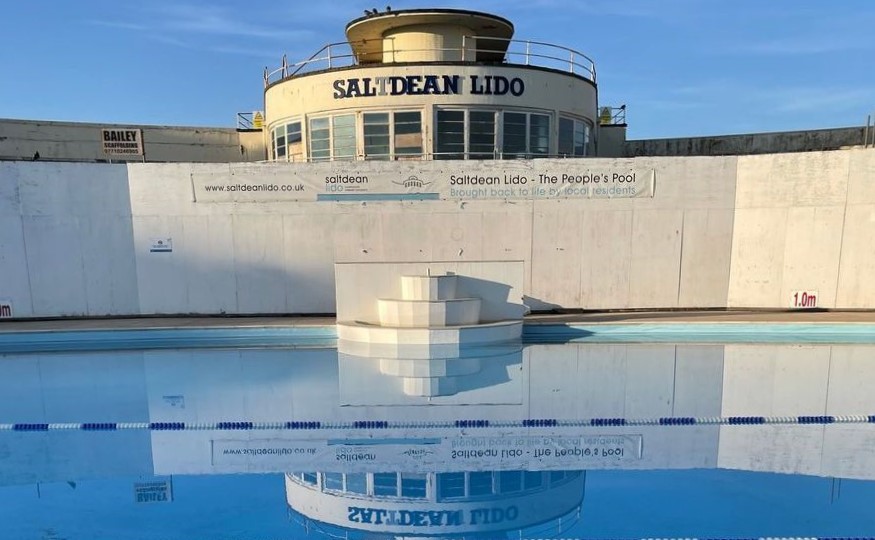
[437,472,465,499]
[400,473,427,499]
[469,111,496,159]
[559,117,589,157]
[373,473,398,497]
[344,473,367,494]
[503,112,552,158]
[332,114,356,160]
[498,471,523,493]
[549,471,567,484]
[273,126,286,159]
[394,111,422,158]
[363,112,390,160]
[468,472,493,496]
[530,114,550,156]
[286,121,303,161]
[502,112,528,158]
[323,473,343,491]
[309,117,330,161]
[524,471,544,489]
[436,110,465,160]
[301,472,317,485]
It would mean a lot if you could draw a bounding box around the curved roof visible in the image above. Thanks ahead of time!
[345,9,515,63]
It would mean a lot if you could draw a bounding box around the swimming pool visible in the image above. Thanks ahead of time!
[1,332,875,539]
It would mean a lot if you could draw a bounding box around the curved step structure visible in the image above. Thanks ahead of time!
[377,297,481,327]
[336,272,523,396]
[337,319,522,347]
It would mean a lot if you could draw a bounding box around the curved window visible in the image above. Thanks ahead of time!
[271,121,302,161]
[559,117,591,157]
[503,112,551,159]
[363,111,423,160]
[436,109,497,160]
[308,114,357,161]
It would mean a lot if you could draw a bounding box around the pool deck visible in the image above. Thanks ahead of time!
[3,310,875,332]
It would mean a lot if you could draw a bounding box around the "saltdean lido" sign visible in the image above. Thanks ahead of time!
[333,74,525,99]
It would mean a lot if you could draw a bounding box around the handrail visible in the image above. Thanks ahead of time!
[264,36,597,87]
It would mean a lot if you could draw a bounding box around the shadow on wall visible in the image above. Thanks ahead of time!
[455,275,527,322]
[522,295,564,314]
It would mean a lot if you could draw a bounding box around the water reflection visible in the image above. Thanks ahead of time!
[1,343,875,538]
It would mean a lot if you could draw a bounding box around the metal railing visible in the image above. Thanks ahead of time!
[599,105,627,125]
[235,111,264,130]
[264,36,596,87]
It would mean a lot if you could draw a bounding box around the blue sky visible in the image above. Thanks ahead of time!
[0,0,873,139]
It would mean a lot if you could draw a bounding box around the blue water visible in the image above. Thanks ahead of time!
[1,335,875,539]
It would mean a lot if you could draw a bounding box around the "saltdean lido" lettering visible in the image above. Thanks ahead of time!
[333,75,525,99]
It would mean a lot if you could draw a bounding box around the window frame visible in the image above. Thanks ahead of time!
[362,109,424,161]
[434,108,499,160]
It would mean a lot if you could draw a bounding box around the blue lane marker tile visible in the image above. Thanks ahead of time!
[454,420,490,428]
[81,423,117,431]
[869,416,875,423]
[728,416,766,425]
[353,421,388,429]
[659,417,696,426]
[149,422,184,431]
[285,421,321,429]
[13,423,49,431]
[217,421,253,430]
[590,418,626,426]
[798,416,835,424]
[523,419,558,427]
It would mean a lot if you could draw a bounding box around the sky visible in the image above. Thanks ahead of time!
[0,0,873,139]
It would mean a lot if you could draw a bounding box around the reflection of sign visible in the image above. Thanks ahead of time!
[0,299,12,319]
[211,435,642,471]
[149,238,173,253]
[101,128,144,156]
[347,505,518,527]
[192,161,656,203]
[134,480,172,503]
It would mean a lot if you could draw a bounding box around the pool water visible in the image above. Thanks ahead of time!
[1,341,875,539]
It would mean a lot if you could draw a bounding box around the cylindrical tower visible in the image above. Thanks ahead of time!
[264,8,597,162]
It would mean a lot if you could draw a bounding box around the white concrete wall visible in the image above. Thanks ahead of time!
[1,149,874,317]
[728,149,875,308]
[0,118,266,163]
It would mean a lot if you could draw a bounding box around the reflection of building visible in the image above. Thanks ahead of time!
[285,469,584,538]
[263,8,598,162]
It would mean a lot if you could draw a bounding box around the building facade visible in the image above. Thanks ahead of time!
[264,9,598,162]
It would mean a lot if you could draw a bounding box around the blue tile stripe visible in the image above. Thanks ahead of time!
[0,415,871,432]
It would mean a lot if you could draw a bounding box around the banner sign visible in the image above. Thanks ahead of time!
[101,128,144,156]
[192,160,655,203]
[212,434,643,471]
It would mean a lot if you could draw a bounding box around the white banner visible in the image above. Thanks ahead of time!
[192,160,655,203]
[211,434,642,471]
[0,299,12,319]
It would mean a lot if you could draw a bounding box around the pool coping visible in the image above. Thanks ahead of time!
[3,318,875,353]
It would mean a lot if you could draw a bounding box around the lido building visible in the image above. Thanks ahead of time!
[263,8,599,162]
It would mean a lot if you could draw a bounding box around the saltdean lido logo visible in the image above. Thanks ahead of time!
[393,175,433,190]
[333,74,525,99]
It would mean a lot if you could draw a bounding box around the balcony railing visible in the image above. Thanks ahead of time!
[264,36,596,87]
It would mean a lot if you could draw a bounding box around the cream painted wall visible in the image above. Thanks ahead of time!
[1,149,874,317]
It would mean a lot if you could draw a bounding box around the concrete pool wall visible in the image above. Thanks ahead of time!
[1,148,874,318]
